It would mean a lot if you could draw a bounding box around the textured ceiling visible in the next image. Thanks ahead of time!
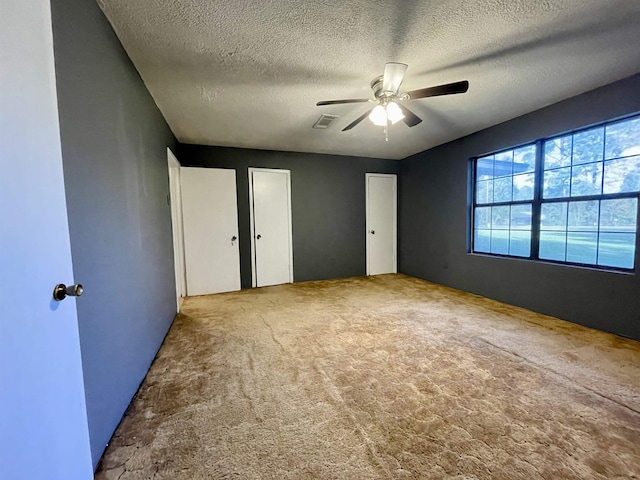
[97,0,640,160]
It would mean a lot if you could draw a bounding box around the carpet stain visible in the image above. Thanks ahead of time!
[95,274,640,479]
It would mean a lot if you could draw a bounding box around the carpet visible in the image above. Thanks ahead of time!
[95,274,640,479]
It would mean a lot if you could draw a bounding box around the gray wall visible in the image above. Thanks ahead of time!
[51,0,177,466]
[400,74,640,341]
[177,145,399,288]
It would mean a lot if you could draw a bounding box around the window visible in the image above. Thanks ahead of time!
[471,114,640,271]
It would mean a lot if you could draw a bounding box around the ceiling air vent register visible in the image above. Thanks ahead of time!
[313,114,338,129]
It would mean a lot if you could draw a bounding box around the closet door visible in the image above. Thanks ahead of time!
[366,173,397,275]
[181,167,241,295]
[249,168,293,287]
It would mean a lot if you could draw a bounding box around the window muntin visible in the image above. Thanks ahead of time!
[472,114,640,271]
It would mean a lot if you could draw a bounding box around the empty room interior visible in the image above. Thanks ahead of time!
[3,0,640,479]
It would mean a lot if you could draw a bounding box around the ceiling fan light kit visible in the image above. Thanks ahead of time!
[316,62,469,137]
[368,102,404,126]
[369,105,387,126]
[386,102,404,124]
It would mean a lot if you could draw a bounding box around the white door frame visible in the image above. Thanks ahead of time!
[365,173,398,275]
[167,148,186,310]
[248,167,294,288]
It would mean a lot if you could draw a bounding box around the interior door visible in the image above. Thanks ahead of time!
[0,1,93,477]
[181,167,241,296]
[366,173,398,275]
[250,168,293,287]
[168,148,186,309]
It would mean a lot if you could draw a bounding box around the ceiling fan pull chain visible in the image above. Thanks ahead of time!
[385,123,389,142]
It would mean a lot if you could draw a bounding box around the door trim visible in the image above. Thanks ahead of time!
[248,167,294,288]
[365,173,398,276]
[167,148,186,311]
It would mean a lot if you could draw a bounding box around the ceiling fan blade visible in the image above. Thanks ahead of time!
[316,98,370,106]
[406,80,469,100]
[382,62,408,95]
[397,104,422,127]
[342,108,373,131]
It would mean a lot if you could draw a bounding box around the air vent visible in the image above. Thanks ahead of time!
[313,114,338,129]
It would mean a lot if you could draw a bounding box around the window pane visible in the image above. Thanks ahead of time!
[566,232,598,264]
[543,167,570,198]
[603,156,640,194]
[477,155,495,180]
[571,162,603,197]
[599,198,638,231]
[474,230,491,253]
[568,201,599,232]
[509,230,531,257]
[476,179,493,204]
[510,204,532,230]
[544,135,572,169]
[492,206,510,229]
[541,202,567,230]
[494,150,513,177]
[598,233,636,269]
[493,176,512,203]
[490,230,509,255]
[514,145,536,174]
[539,231,566,261]
[474,207,491,229]
[605,117,640,160]
[513,173,534,201]
[572,127,604,165]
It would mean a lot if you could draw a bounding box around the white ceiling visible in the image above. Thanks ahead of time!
[97,0,640,160]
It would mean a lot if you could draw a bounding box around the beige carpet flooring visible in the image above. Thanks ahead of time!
[95,274,640,480]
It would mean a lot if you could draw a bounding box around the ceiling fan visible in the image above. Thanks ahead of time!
[316,62,469,133]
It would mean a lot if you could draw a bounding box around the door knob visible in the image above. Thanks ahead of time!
[53,283,84,301]
[256,234,262,239]
[370,230,375,234]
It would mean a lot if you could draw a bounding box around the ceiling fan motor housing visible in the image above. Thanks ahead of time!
[370,75,385,99]
[371,75,409,103]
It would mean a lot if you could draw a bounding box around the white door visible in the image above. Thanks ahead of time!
[366,173,397,275]
[249,168,293,287]
[0,1,93,478]
[168,148,186,309]
[181,167,241,296]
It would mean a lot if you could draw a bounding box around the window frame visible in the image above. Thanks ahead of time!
[469,114,640,273]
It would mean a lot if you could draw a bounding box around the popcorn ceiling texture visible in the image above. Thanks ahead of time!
[95,275,640,479]
[97,1,640,159]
